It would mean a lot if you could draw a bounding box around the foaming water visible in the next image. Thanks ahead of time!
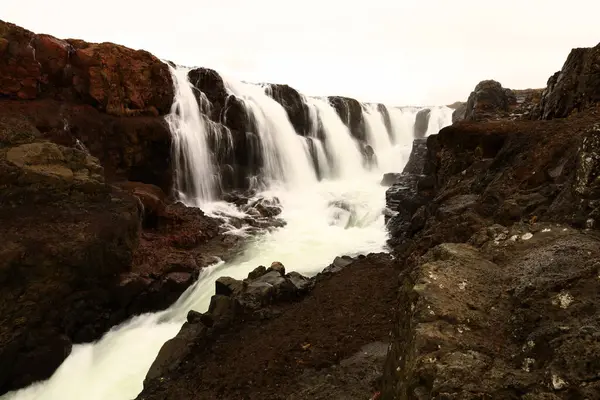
[425,105,453,136]
[222,77,317,188]
[4,172,389,400]
[167,65,217,204]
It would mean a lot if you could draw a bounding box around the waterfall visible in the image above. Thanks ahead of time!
[388,107,418,146]
[222,77,317,189]
[4,61,455,400]
[166,65,218,205]
[306,97,364,179]
[425,105,454,136]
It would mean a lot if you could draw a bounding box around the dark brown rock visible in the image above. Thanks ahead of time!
[328,96,366,141]
[0,116,142,394]
[266,84,310,136]
[464,80,513,121]
[414,108,431,138]
[535,42,600,120]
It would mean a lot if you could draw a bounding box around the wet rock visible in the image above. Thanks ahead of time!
[380,173,402,187]
[402,138,428,175]
[328,96,366,141]
[266,84,310,136]
[322,255,355,274]
[215,277,245,297]
[145,321,207,382]
[414,108,431,138]
[247,265,268,280]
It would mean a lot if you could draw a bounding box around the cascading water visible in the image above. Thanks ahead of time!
[306,97,364,179]
[222,77,317,189]
[4,64,450,400]
[425,106,454,137]
[167,65,218,204]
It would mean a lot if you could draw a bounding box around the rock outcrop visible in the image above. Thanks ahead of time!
[0,20,173,116]
[413,108,431,138]
[328,96,367,141]
[534,42,600,120]
[0,116,141,393]
[381,103,600,399]
[463,80,514,121]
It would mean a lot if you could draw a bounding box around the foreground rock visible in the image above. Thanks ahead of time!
[137,254,397,399]
[381,104,600,398]
[383,226,600,399]
[0,116,231,394]
[0,116,141,392]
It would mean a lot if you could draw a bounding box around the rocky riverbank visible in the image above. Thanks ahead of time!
[135,41,599,400]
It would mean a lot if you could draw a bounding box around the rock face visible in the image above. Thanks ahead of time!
[0,116,141,393]
[0,20,173,116]
[380,103,600,399]
[266,84,310,136]
[0,21,174,193]
[328,96,366,141]
[535,42,600,119]
[413,108,431,138]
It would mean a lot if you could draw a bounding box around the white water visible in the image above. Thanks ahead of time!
[307,97,364,179]
[5,174,390,400]
[223,77,317,189]
[167,66,217,204]
[425,105,454,137]
[5,68,440,400]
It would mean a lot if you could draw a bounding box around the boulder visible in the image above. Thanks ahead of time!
[268,261,286,276]
[534,42,600,119]
[464,80,514,121]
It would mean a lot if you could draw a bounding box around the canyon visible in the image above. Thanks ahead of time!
[1,18,599,400]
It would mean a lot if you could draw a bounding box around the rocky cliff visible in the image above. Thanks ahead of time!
[380,59,600,397]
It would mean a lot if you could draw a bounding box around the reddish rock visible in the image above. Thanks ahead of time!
[0,20,173,116]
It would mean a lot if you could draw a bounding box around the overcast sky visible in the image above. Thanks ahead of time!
[3,0,599,105]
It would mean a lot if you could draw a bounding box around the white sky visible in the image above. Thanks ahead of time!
[3,0,599,105]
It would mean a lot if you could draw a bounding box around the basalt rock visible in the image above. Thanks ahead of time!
[0,20,173,116]
[413,108,431,138]
[380,100,600,398]
[0,116,142,394]
[266,84,310,136]
[534,42,600,120]
[328,96,366,141]
[464,80,514,121]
